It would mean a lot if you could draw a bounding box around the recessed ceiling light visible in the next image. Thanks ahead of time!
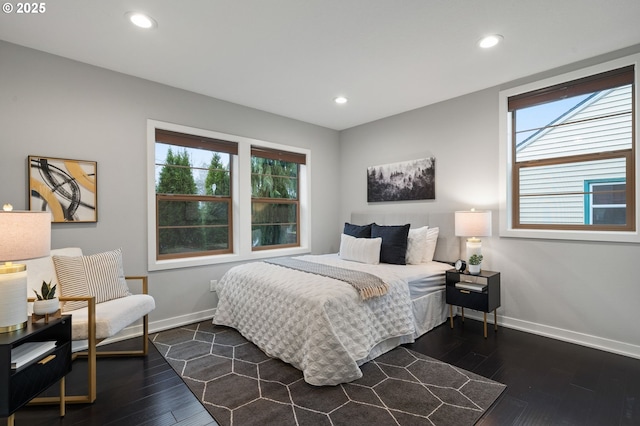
[478,34,503,49]
[126,12,157,29]
[334,96,348,104]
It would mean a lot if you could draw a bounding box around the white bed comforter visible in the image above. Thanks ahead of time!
[213,254,417,386]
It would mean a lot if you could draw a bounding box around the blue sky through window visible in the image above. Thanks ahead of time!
[515,94,590,145]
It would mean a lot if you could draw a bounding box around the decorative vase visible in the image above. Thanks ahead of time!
[33,298,59,315]
[468,264,481,275]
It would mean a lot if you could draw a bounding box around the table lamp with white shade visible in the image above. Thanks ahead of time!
[0,204,51,333]
[455,209,492,266]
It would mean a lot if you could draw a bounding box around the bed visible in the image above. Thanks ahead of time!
[213,213,458,386]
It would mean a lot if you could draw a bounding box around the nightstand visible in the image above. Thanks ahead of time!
[0,316,71,425]
[446,269,500,338]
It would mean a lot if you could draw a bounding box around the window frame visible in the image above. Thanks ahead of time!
[154,129,236,260]
[499,53,640,243]
[147,120,311,270]
[250,146,304,251]
[155,194,233,259]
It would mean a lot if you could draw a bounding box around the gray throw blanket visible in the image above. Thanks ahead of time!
[265,257,389,300]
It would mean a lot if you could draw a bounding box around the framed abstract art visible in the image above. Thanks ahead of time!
[28,156,98,223]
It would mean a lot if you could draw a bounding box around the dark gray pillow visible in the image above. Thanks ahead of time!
[371,223,410,265]
[343,222,372,238]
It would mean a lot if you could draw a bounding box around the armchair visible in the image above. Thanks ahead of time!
[24,248,155,404]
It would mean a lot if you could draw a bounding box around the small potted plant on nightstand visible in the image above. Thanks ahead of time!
[33,280,59,315]
[468,254,483,275]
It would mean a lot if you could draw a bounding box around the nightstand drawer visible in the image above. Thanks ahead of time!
[9,342,71,412]
[446,286,489,311]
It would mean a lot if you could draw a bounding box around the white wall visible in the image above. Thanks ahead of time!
[339,45,640,359]
[0,41,341,332]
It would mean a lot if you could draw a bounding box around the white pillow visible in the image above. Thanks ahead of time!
[339,234,382,264]
[406,226,429,264]
[422,227,440,262]
[53,248,132,312]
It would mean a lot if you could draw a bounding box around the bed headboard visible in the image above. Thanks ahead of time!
[350,212,459,263]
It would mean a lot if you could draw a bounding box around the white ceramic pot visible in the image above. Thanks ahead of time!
[468,264,481,275]
[33,298,59,315]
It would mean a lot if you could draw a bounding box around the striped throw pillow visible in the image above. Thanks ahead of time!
[52,248,132,312]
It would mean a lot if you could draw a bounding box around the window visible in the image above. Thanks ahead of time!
[251,147,305,250]
[585,180,626,225]
[507,65,635,232]
[155,129,236,260]
[147,120,311,270]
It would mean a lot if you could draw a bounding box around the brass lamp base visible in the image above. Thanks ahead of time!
[0,321,27,333]
[0,263,29,333]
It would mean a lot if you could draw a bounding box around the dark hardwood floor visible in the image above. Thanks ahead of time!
[9,318,640,425]
[406,317,640,425]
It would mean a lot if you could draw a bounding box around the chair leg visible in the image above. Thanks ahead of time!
[30,300,97,405]
[30,316,150,406]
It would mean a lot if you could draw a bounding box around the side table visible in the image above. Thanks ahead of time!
[0,315,71,425]
[446,269,501,338]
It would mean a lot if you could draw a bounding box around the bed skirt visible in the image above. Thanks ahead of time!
[357,287,448,365]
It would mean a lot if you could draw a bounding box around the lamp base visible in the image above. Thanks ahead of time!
[466,238,482,260]
[0,264,28,333]
[0,321,27,333]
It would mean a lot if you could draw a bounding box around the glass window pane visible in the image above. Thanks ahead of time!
[158,200,203,226]
[592,183,626,204]
[159,227,205,255]
[156,143,231,196]
[519,194,585,225]
[158,226,229,255]
[251,157,299,199]
[252,202,297,247]
[518,158,627,226]
[515,85,632,162]
[158,199,230,254]
[592,207,626,225]
[251,224,297,247]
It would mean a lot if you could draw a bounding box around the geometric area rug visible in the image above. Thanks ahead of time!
[151,320,506,426]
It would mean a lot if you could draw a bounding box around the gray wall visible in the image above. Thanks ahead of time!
[3,39,639,359]
[339,46,640,358]
[0,41,341,330]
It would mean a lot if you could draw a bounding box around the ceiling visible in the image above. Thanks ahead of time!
[1,1,639,130]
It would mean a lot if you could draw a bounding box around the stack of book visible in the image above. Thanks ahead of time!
[455,281,486,292]
[11,341,57,369]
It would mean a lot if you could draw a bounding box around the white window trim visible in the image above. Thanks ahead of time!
[498,53,640,243]
[147,119,311,271]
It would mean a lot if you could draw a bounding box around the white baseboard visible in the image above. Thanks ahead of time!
[148,308,217,334]
[459,309,640,360]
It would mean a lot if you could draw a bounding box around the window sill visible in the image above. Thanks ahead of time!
[148,246,311,271]
[499,226,640,244]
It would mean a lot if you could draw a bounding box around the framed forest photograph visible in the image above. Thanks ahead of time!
[367,157,435,202]
[28,156,98,223]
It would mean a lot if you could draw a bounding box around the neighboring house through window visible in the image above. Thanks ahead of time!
[500,57,637,241]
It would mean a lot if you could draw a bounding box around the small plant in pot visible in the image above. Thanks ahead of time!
[33,280,60,315]
[468,254,483,275]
